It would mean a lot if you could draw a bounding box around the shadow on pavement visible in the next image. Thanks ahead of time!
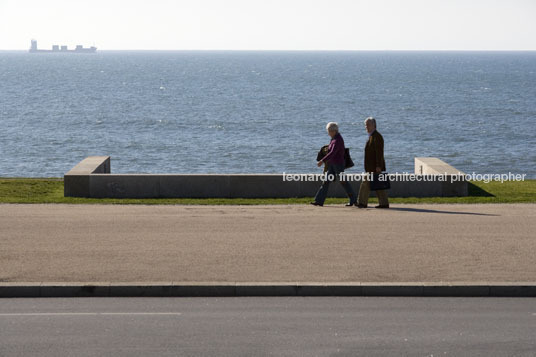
[388,207,498,216]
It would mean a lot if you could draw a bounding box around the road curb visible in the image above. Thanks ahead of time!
[1,283,536,297]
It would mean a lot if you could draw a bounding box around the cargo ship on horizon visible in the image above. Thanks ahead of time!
[29,39,96,53]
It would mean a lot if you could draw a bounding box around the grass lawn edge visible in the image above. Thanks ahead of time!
[0,178,535,205]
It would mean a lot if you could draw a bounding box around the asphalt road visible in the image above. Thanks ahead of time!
[1,203,535,283]
[1,297,535,356]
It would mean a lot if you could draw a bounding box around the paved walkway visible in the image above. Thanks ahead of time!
[0,204,534,283]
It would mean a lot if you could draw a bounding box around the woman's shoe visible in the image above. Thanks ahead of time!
[310,201,323,207]
[345,202,357,207]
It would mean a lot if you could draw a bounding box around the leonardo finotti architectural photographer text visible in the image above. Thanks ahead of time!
[282,172,527,183]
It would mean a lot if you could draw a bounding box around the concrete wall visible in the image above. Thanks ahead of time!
[415,157,465,175]
[64,156,110,197]
[64,156,468,198]
[413,157,468,196]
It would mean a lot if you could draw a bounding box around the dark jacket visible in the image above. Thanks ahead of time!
[320,133,346,166]
[364,130,386,173]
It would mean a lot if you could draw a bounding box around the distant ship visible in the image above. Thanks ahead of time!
[29,39,96,53]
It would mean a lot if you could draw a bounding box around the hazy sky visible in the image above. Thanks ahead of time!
[1,0,535,50]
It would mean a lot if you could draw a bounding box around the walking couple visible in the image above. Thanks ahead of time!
[311,117,390,209]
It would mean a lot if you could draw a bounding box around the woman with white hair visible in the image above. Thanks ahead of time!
[311,122,357,207]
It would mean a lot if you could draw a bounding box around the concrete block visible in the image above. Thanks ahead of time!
[415,157,465,175]
[422,285,490,297]
[64,156,469,199]
[159,175,231,198]
[389,175,442,197]
[441,179,469,196]
[229,175,302,198]
[90,175,160,198]
[65,156,110,197]
[236,284,297,296]
[296,283,363,296]
[0,283,41,298]
[169,284,237,297]
[40,284,110,297]
[489,285,536,297]
[64,174,90,197]
[109,283,175,297]
[362,284,424,296]
[65,156,110,175]
[3,283,536,297]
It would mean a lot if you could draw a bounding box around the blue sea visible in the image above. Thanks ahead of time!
[1,51,535,178]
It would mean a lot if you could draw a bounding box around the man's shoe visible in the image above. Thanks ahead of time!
[345,202,357,207]
[375,205,390,209]
[356,203,367,209]
[310,201,323,207]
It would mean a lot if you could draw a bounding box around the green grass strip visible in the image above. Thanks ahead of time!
[0,178,534,204]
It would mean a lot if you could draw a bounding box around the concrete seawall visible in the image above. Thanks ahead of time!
[64,156,111,197]
[64,156,468,198]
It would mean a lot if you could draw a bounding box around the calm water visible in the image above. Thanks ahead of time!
[1,51,535,177]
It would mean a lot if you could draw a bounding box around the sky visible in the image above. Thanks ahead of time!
[1,0,535,50]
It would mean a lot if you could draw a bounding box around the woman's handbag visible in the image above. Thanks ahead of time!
[370,172,391,191]
[344,148,354,169]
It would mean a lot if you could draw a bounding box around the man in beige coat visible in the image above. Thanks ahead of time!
[357,117,389,209]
